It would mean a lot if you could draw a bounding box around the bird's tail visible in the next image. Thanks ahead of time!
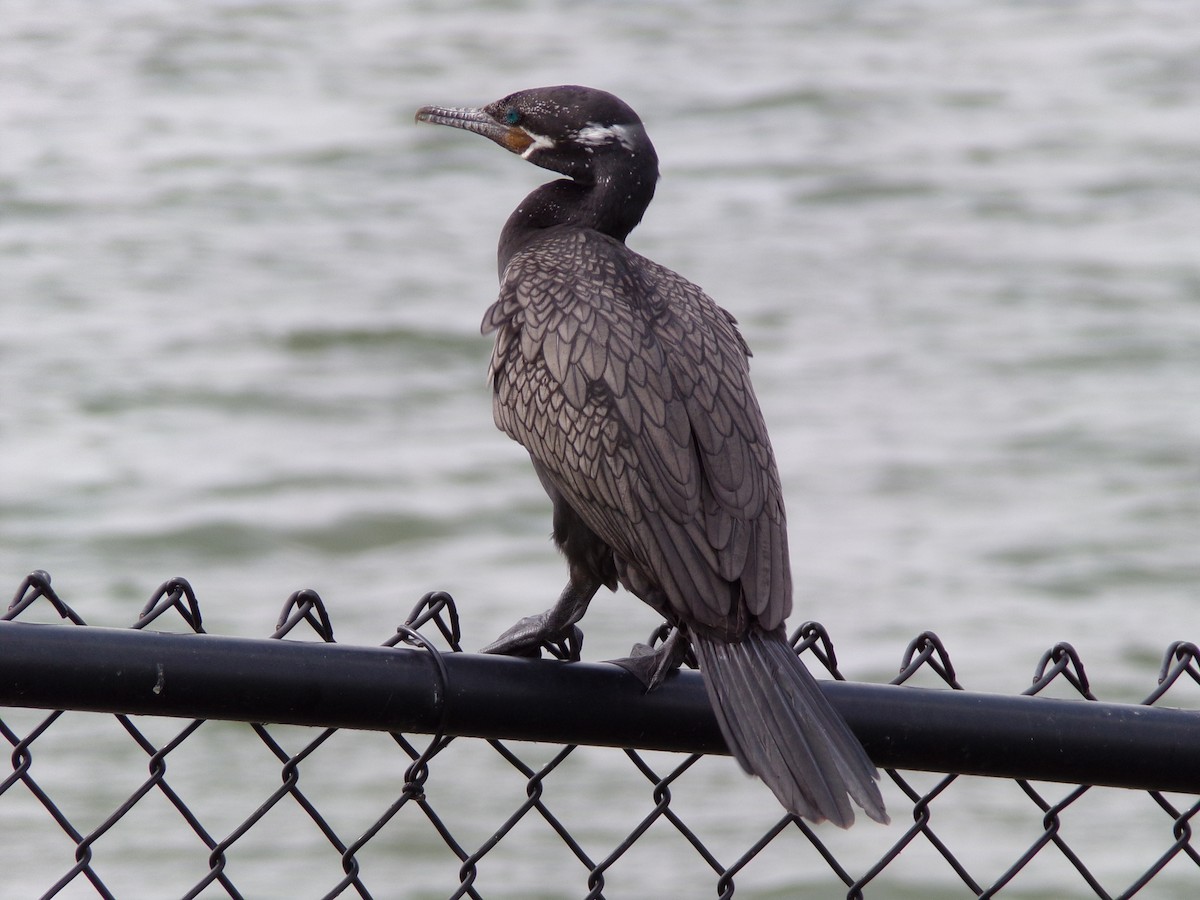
[691,627,888,827]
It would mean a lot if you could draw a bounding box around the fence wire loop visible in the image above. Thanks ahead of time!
[788,620,841,675]
[1028,641,1094,698]
[387,620,453,802]
[895,630,961,687]
[5,569,85,624]
[273,588,335,641]
[134,577,204,632]
[403,590,463,652]
[1157,641,1200,689]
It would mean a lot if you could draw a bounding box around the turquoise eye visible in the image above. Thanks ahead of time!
[504,108,521,125]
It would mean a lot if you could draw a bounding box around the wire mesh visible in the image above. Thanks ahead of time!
[2,570,1198,898]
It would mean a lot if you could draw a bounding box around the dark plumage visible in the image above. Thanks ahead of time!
[416,85,887,826]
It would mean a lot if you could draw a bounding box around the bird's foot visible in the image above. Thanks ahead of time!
[608,626,691,691]
[482,579,599,661]
[481,614,585,661]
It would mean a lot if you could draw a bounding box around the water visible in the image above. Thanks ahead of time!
[2,1,1198,896]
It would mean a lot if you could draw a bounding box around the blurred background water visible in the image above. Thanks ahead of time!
[2,1,1198,897]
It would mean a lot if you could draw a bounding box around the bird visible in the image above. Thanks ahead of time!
[415,85,887,827]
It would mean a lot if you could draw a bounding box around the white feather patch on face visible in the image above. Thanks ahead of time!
[576,122,638,150]
[519,130,556,158]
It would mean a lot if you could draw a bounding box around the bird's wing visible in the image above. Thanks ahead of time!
[483,229,791,633]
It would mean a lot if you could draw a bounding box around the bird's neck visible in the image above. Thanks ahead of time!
[497,161,657,275]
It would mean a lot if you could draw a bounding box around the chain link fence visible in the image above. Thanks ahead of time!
[2,570,1199,898]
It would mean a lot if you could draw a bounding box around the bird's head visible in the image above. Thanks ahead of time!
[416,85,657,186]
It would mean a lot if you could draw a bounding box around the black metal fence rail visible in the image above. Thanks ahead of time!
[3,570,1199,899]
[6,613,1200,795]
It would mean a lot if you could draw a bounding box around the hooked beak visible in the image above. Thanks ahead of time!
[415,105,536,156]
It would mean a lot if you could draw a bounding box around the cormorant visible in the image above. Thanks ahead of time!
[416,85,887,827]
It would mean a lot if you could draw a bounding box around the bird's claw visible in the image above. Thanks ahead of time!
[482,615,584,661]
[607,627,691,691]
[542,625,584,661]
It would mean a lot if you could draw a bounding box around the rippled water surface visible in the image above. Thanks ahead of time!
[3,1,1198,896]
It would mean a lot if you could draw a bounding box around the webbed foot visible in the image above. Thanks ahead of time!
[607,625,691,691]
[480,577,599,662]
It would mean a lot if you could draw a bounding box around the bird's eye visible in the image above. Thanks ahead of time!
[503,108,522,126]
